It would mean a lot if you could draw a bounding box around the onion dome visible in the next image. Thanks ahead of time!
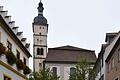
[34,1,47,25]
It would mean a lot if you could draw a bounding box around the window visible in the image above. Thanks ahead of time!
[39,63,42,68]
[24,57,26,65]
[16,50,20,59]
[7,41,12,51]
[4,75,11,80]
[41,48,44,55]
[53,67,57,75]
[111,58,115,69]
[37,48,40,55]
[37,48,44,55]
[70,67,76,75]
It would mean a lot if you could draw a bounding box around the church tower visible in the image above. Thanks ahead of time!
[33,0,48,72]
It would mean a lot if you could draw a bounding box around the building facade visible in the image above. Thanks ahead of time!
[44,45,97,80]
[0,6,31,80]
[32,1,97,80]
[33,1,48,72]
[94,31,120,80]
[105,32,120,80]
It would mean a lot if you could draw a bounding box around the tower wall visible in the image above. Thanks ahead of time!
[33,1,48,72]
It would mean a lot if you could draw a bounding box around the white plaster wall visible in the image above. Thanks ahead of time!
[0,64,26,80]
[34,36,47,45]
[0,24,30,78]
[33,24,48,72]
[34,25,48,35]
[45,63,76,80]
[34,59,45,72]
[0,26,29,66]
[64,67,70,80]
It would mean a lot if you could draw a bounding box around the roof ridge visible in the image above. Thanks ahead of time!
[49,45,94,51]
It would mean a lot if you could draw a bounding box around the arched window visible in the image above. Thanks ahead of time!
[52,67,57,75]
[37,48,44,55]
[40,48,44,55]
[37,48,40,55]
[70,67,76,75]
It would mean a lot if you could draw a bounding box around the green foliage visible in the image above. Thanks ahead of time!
[0,43,6,56]
[69,59,95,80]
[29,68,59,80]
[5,50,16,65]
[23,66,31,75]
[88,68,96,80]
[16,59,25,70]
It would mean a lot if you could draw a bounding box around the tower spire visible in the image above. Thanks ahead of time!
[38,0,44,15]
[34,0,47,25]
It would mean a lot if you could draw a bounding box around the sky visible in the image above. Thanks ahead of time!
[0,0,120,69]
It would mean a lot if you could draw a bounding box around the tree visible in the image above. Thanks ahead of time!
[69,59,95,80]
[29,67,59,80]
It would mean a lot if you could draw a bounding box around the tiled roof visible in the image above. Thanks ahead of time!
[45,45,97,63]
[52,45,94,51]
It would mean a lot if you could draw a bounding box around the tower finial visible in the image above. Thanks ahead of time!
[38,0,44,15]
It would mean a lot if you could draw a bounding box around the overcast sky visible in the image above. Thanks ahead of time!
[0,0,120,69]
